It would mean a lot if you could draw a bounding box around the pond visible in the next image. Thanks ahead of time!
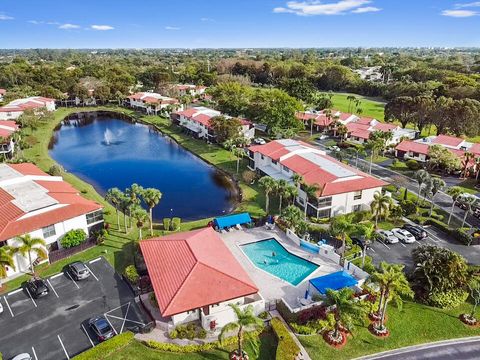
[49,111,237,221]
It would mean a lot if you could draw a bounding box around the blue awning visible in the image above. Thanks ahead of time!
[213,213,252,230]
[309,271,358,295]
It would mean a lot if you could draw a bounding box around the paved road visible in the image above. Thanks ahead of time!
[358,337,480,359]
[313,141,478,228]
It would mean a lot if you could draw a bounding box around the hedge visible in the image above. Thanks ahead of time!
[72,332,134,359]
[424,218,475,245]
[271,317,300,360]
[144,328,263,353]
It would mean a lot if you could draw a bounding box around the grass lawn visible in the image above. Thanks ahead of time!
[323,92,386,120]
[106,331,277,360]
[456,179,480,195]
[1,105,268,293]
[300,301,480,360]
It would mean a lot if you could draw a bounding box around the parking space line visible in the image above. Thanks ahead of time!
[66,271,80,289]
[84,264,99,281]
[89,257,102,264]
[51,272,65,279]
[8,288,23,296]
[3,296,14,317]
[47,279,59,298]
[399,242,406,248]
[58,335,70,359]
[81,324,95,347]
[32,346,38,360]
[120,302,131,334]
[25,286,38,308]
[104,314,118,335]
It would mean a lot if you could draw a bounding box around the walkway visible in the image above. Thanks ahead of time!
[270,310,312,360]
[355,336,480,360]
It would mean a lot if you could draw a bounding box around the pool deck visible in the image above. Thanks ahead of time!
[220,227,342,310]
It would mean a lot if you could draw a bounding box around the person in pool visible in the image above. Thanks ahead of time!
[272,251,276,257]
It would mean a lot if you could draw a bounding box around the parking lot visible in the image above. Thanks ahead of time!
[0,257,150,360]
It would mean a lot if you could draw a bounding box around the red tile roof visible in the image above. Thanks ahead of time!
[0,121,19,139]
[140,227,258,317]
[0,89,6,95]
[0,163,102,242]
[432,135,464,148]
[395,140,430,155]
[469,143,480,156]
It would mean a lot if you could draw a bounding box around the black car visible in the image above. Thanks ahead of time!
[26,277,49,299]
[402,224,427,240]
[67,261,90,280]
[89,316,115,342]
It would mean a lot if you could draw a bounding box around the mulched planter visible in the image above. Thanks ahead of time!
[323,330,347,349]
[368,323,390,338]
[229,349,249,360]
[460,314,479,327]
[369,312,388,323]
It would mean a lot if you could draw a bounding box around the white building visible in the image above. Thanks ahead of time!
[172,106,254,142]
[248,140,387,219]
[0,97,56,121]
[0,163,103,278]
[354,66,383,82]
[174,84,207,97]
[0,121,19,157]
[126,92,180,115]
[345,117,417,145]
[0,89,6,102]
[139,227,264,330]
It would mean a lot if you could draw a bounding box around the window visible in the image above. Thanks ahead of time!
[353,190,362,200]
[412,152,419,157]
[282,165,290,173]
[42,224,56,238]
[272,159,277,165]
[353,204,362,212]
[317,208,331,219]
[86,210,103,225]
[261,154,264,160]
[317,196,332,207]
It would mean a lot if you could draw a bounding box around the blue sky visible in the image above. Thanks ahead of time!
[0,0,479,48]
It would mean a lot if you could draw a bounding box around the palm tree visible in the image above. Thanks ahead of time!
[462,152,474,179]
[218,304,264,359]
[370,262,413,333]
[302,182,320,219]
[126,183,143,229]
[281,205,304,231]
[292,173,303,188]
[370,192,392,226]
[366,139,383,174]
[130,205,150,241]
[446,186,463,226]
[119,195,131,234]
[105,188,124,231]
[141,188,162,236]
[11,234,47,274]
[233,147,245,174]
[414,170,430,205]
[276,179,289,213]
[258,176,277,214]
[283,185,298,206]
[337,124,348,143]
[461,196,477,228]
[347,95,356,113]
[329,215,354,263]
[428,177,446,216]
[0,246,15,288]
[324,288,366,344]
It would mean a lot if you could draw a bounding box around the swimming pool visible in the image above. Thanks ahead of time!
[241,238,319,286]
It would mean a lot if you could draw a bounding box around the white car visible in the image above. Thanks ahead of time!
[254,138,266,145]
[376,230,399,244]
[317,134,328,140]
[12,354,32,360]
[0,301,3,314]
[392,228,416,244]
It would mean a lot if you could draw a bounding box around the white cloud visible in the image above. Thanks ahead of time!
[455,2,480,8]
[442,9,478,17]
[59,23,80,29]
[273,0,379,16]
[200,17,214,22]
[351,6,381,13]
[165,26,181,30]
[0,13,14,20]
[28,20,42,25]
[91,24,114,31]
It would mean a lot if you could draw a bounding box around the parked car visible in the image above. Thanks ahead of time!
[68,261,91,280]
[11,354,32,360]
[375,230,399,244]
[317,134,328,140]
[0,300,3,314]
[391,228,416,244]
[402,224,427,240]
[253,138,266,145]
[89,316,115,342]
[25,277,49,298]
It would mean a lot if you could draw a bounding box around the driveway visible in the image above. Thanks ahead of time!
[0,257,150,360]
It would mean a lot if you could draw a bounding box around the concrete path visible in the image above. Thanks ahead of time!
[270,310,312,360]
[355,336,480,360]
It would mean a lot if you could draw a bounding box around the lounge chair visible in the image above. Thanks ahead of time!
[236,224,242,230]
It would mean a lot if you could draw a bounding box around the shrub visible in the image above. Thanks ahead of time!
[428,289,469,309]
[48,164,63,176]
[124,265,139,285]
[163,218,171,231]
[406,159,421,170]
[400,200,417,216]
[242,170,256,184]
[290,322,316,335]
[72,332,133,359]
[271,317,300,360]
[60,229,87,249]
[258,311,269,319]
[171,217,181,231]
[197,328,207,339]
[392,158,398,166]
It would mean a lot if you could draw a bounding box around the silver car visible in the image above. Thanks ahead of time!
[67,261,90,280]
[376,230,399,244]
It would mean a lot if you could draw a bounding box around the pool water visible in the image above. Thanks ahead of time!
[241,239,318,286]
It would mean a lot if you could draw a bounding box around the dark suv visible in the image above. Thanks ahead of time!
[89,316,115,342]
[402,224,427,240]
[26,277,49,299]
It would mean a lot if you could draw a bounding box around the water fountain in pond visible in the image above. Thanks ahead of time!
[103,128,114,145]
